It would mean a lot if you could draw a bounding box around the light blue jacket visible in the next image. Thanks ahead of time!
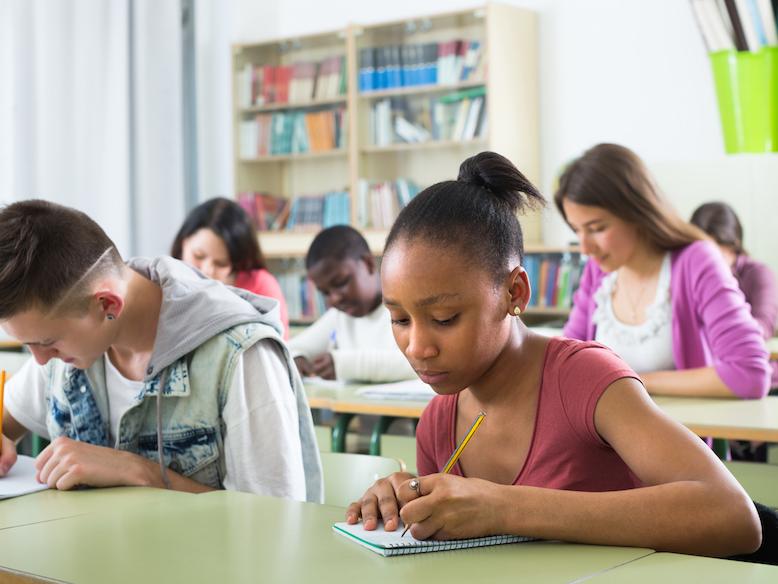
[43,257,323,502]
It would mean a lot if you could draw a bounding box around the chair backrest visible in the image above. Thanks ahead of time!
[314,425,332,452]
[320,452,404,508]
[725,461,778,509]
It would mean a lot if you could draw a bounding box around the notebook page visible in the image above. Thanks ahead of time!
[332,521,534,556]
[0,455,49,499]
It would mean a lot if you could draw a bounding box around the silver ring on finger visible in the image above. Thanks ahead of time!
[409,478,421,495]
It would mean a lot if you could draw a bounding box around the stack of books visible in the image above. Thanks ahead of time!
[356,178,421,229]
[369,86,486,146]
[358,39,483,92]
[523,253,586,310]
[237,192,290,231]
[239,107,347,157]
[237,55,347,107]
[285,191,350,231]
[276,266,327,321]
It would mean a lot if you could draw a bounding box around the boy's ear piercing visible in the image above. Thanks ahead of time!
[106,314,115,321]
[513,306,522,316]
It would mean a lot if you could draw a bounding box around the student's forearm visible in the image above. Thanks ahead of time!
[129,452,217,493]
[2,409,30,441]
[495,481,759,557]
[640,368,738,398]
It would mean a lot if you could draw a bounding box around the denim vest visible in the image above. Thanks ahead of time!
[44,321,319,493]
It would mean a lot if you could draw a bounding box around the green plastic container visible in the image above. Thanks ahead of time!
[710,47,778,153]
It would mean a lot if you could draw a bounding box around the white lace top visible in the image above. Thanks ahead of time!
[593,254,675,373]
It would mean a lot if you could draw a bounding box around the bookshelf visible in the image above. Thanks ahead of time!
[232,5,576,323]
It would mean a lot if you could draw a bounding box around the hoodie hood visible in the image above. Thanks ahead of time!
[128,257,283,380]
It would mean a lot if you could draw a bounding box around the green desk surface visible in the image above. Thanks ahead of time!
[306,386,778,442]
[0,486,190,530]
[306,382,430,418]
[581,552,778,583]
[653,396,778,442]
[0,490,654,584]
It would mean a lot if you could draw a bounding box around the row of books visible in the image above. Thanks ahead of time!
[237,191,350,232]
[355,178,421,229]
[239,107,347,158]
[276,269,327,320]
[238,192,290,231]
[358,39,482,92]
[524,253,585,310]
[370,87,487,146]
[237,56,347,108]
[691,0,777,52]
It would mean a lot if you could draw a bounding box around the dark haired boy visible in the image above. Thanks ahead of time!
[0,200,322,500]
[289,225,415,382]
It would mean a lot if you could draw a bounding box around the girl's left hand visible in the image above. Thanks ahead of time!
[399,474,506,540]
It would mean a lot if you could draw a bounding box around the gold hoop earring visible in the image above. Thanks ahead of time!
[513,306,521,316]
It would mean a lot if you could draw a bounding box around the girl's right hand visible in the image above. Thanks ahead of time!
[0,434,18,476]
[345,471,417,531]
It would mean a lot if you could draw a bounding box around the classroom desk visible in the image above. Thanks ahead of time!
[768,336,778,360]
[653,396,778,442]
[0,489,656,584]
[0,486,191,530]
[580,552,778,583]
[308,387,778,453]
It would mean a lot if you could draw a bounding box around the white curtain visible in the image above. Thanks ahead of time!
[0,0,185,258]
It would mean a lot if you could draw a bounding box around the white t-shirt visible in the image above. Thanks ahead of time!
[5,339,306,501]
[288,304,416,382]
[593,253,675,374]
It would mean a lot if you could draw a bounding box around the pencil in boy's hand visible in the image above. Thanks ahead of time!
[401,410,486,537]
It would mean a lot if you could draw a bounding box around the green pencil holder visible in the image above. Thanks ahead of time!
[710,47,778,153]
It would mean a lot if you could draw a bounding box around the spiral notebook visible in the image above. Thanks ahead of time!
[332,521,535,557]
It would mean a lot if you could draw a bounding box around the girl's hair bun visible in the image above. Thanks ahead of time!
[457,151,545,214]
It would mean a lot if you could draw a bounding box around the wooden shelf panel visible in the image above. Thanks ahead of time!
[358,80,485,100]
[259,229,389,258]
[240,149,347,163]
[260,229,579,259]
[361,138,486,154]
[240,97,347,114]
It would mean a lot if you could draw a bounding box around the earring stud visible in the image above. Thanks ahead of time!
[513,306,521,316]
[107,314,115,321]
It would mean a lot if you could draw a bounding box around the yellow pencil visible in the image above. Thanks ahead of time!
[402,410,486,536]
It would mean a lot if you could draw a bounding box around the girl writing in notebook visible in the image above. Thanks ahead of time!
[346,151,762,558]
[555,144,770,398]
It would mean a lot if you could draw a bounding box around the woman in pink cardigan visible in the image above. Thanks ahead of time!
[554,144,769,399]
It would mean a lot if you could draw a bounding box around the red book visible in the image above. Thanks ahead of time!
[262,65,276,103]
[276,65,292,103]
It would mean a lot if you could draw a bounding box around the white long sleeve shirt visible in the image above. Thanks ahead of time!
[288,305,416,382]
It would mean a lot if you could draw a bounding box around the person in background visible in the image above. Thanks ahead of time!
[288,225,415,382]
[554,144,770,399]
[171,197,289,338]
[691,201,778,460]
[690,202,778,346]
